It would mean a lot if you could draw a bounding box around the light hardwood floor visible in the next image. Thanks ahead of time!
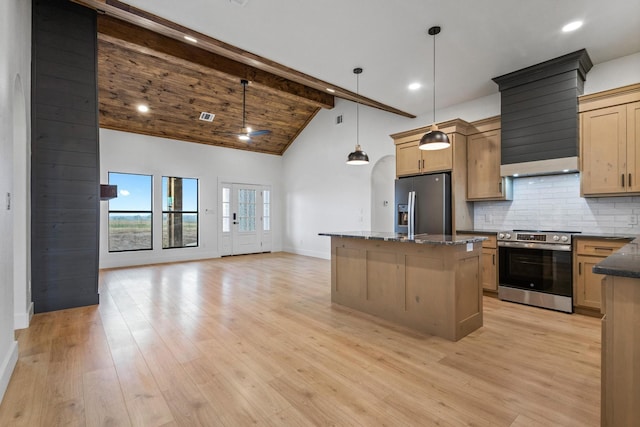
[0,252,601,426]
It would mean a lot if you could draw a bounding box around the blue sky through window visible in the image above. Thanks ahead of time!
[108,172,152,211]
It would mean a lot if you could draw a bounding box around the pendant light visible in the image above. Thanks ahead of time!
[346,67,370,165]
[419,26,450,151]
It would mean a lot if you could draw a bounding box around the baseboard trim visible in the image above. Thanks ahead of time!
[14,301,34,330]
[0,340,18,403]
[283,247,330,260]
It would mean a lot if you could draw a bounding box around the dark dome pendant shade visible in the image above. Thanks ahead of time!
[346,67,370,165]
[419,26,450,151]
[347,144,369,165]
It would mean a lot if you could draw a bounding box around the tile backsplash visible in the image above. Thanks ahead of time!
[473,173,640,234]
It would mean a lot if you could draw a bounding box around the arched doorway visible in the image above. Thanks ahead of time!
[370,155,395,232]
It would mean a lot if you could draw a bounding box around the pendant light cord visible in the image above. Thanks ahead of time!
[433,31,436,124]
[356,72,360,147]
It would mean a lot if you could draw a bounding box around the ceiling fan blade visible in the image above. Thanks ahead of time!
[248,129,271,136]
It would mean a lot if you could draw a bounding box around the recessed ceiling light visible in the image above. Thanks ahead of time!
[562,21,583,32]
[137,104,149,113]
[562,169,570,173]
[513,173,519,177]
[184,35,198,43]
[326,88,336,93]
[408,82,421,91]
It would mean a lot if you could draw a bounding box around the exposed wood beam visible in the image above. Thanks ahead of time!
[72,0,416,118]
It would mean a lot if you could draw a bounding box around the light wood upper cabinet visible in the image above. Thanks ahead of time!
[579,84,640,196]
[394,138,453,177]
[396,141,422,177]
[466,117,512,201]
[392,120,467,177]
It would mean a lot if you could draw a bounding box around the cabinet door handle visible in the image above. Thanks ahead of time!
[622,174,625,187]
[422,159,425,169]
[579,262,582,275]
[492,254,495,265]
[418,160,421,170]
[629,173,632,187]
[499,181,502,193]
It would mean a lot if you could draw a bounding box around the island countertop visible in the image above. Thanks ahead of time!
[319,231,486,246]
[593,238,640,279]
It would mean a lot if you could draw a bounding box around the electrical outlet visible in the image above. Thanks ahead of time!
[629,215,638,225]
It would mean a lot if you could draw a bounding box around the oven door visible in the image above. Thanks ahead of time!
[498,246,572,297]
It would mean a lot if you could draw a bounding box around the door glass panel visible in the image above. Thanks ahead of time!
[238,189,256,232]
[222,187,231,233]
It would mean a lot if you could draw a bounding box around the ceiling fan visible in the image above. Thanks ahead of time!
[214,79,271,141]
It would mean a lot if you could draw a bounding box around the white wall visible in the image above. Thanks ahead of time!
[99,129,284,268]
[281,53,640,259]
[0,0,30,403]
[281,98,417,258]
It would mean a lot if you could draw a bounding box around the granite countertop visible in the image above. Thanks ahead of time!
[319,231,486,246]
[456,229,502,235]
[593,237,640,279]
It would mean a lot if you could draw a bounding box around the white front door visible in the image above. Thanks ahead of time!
[221,183,271,256]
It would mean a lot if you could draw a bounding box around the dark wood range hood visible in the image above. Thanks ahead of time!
[493,49,593,176]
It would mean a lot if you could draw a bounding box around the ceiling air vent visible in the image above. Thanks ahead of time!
[199,112,215,122]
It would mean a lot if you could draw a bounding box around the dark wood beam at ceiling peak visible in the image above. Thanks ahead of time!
[72,0,416,118]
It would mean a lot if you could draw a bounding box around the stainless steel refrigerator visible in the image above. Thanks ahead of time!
[394,172,451,236]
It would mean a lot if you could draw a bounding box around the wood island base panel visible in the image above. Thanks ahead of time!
[327,235,484,341]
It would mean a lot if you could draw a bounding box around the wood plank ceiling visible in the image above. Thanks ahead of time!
[97,16,327,155]
[84,0,414,156]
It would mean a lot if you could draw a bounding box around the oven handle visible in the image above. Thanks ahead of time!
[498,241,572,252]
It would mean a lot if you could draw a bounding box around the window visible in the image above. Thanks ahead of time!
[108,172,153,252]
[163,176,198,248]
[263,189,271,231]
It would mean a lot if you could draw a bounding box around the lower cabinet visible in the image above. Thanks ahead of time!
[458,233,498,292]
[573,238,631,313]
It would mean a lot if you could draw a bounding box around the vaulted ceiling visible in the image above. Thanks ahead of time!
[75,0,640,156]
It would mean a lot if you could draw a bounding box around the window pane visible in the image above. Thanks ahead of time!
[223,203,230,217]
[163,213,198,248]
[162,176,198,249]
[108,172,152,252]
[109,213,152,251]
[264,217,270,231]
[223,187,230,203]
[264,190,270,203]
[222,217,230,233]
[108,172,152,211]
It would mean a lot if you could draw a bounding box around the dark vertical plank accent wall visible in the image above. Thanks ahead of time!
[493,50,593,165]
[31,0,99,313]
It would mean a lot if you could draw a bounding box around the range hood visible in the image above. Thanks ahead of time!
[493,49,593,177]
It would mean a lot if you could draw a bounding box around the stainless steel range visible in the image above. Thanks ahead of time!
[497,230,579,313]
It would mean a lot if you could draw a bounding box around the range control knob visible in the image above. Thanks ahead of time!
[499,233,505,239]
[561,235,569,242]
[553,235,560,241]
[505,233,511,239]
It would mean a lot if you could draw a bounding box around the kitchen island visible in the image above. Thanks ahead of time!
[319,231,486,341]
[593,238,640,426]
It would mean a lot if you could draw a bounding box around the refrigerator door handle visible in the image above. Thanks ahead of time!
[408,191,415,238]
